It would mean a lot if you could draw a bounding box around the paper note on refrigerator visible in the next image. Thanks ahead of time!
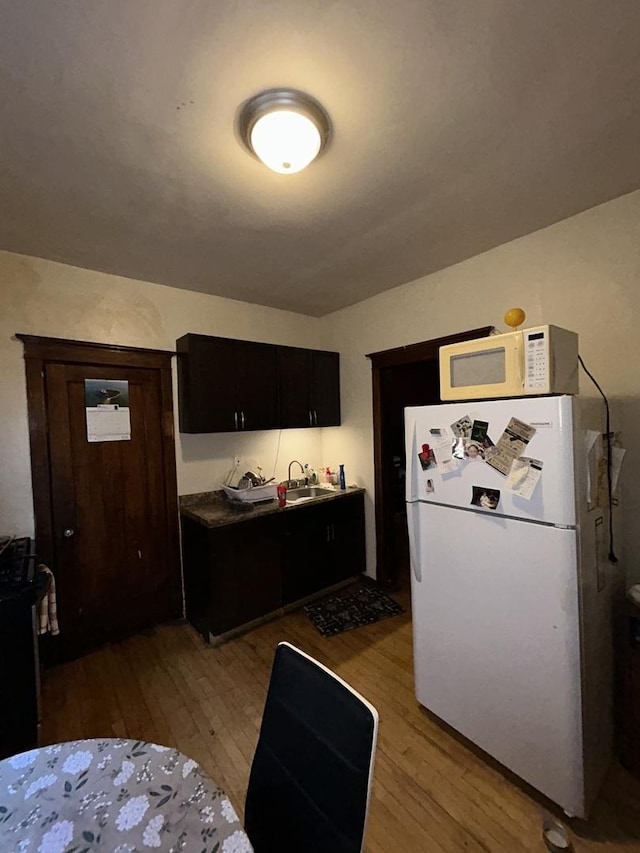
[505,457,543,499]
[486,418,537,476]
[431,434,458,474]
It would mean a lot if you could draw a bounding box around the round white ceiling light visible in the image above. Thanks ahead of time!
[238,89,331,175]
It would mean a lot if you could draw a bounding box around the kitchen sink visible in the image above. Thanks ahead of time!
[285,485,336,503]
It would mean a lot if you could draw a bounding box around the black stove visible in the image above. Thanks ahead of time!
[0,536,41,603]
[0,536,45,759]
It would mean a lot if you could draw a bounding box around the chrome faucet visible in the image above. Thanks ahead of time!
[287,460,305,487]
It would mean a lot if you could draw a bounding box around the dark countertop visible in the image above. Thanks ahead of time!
[180,486,365,529]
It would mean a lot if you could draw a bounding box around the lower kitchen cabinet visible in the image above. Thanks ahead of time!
[181,492,365,640]
[182,514,283,639]
[282,494,365,604]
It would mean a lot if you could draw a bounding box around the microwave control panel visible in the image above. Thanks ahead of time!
[524,330,548,390]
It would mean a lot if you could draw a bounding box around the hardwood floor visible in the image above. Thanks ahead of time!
[41,580,640,851]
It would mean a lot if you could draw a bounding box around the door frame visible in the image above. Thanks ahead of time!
[16,334,180,583]
[366,327,493,588]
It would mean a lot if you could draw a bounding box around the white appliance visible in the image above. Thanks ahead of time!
[439,325,579,400]
[405,395,618,818]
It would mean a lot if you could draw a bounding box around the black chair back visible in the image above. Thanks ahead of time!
[245,642,378,853]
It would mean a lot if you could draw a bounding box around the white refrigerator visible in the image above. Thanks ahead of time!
[404,394,618,818]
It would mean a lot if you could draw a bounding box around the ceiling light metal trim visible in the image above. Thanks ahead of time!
[237,88,332,172]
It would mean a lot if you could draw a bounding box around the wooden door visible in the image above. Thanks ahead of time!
[19,336,181,662]
[367,327,494,588]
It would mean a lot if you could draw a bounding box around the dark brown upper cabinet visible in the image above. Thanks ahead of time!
[177,334,340,433]
[277,346,341,428]
[177,334,278,433]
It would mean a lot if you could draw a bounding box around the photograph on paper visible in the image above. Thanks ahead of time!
[450,415,473,438]
[451,436,495,461]
[85,378,131,443]
[471,486,501,510]
[470,420,489,443]
[465,440,484,460]
[84,379,130,408]
[418,443,436,470]
[452,437,466,460]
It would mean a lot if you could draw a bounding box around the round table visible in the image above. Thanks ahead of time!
[0,738,254,852]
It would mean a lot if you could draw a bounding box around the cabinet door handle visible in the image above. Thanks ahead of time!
[234,411,238,430]
[326,524,331,543]
[309,410,313,427]
[241,411,245,429]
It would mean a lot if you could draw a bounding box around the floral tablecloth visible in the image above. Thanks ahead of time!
[0,738,253,853]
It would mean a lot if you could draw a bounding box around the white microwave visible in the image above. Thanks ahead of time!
[439,325,579,401]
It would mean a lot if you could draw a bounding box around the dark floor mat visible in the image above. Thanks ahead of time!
[304,585,405,637]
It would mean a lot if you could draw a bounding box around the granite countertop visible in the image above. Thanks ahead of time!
[180,486,365,528]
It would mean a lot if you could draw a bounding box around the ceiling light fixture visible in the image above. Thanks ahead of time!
[238,88,331,175]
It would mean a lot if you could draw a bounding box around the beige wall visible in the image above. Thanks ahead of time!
[0,251,326,538]
[2,189,639,582]
[321,189,640,580]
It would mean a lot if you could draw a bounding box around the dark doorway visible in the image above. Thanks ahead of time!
[18,335,182,662]
[367,327,492,589]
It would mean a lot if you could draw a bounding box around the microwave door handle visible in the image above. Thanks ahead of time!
[515,337,525,390]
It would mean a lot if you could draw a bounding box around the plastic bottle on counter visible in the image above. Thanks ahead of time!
[339,464,346,490]
[303,463,318,485]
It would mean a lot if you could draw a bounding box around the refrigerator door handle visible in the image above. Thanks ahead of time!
[406,416,419,503]
[406,504,422,583]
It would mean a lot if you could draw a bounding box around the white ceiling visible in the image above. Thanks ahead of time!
[2,1,640,316]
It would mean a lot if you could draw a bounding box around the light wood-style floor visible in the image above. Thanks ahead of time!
[41,580,640,852]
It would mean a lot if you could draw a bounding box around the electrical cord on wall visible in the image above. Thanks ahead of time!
[271,428,283,482]
[578,355,618,563]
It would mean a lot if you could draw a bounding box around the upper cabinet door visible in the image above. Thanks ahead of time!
[277,347,341,428]
[236,341,278,431]
[277,347,314,428]
[311,350,340,427]
[177,335,237,433]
